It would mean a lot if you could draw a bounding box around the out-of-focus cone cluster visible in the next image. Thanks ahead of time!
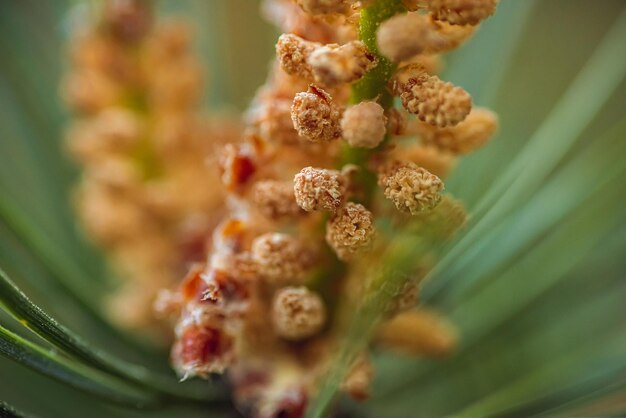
[65,0,499,416]
[63,0,239,336]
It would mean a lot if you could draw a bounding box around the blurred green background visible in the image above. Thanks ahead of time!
[0,0,625,417]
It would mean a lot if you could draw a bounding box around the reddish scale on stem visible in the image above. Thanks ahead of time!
[260,387,308,418]
[234,156,256,185]
[219,144,257,191]
[217,219,248,252]
[203,269,250,305]
[178,229,212,267]
[180,264,208,301]
[176,325,233,366]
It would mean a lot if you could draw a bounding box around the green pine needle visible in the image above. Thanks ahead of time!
[0,400,32,418]
[0,268,227,404]
[0,323,159,408]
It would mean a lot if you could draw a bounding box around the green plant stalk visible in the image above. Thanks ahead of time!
[308,233,438,418]
[311,0,407,309]
[349,0,405,106]
[339,0,406,206]
[306,2,412,417]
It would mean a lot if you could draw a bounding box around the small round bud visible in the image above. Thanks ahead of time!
[251,233,314,283]
[342,354,373,401]
[294,166,347,212]
[276,34,318,79]
[415,107,498,154]
[427,0,498,26]
[85,157,140,189]
[377,309,457,357]
[248,97,301,144]
[66,108,142,162]
[409,194,468,239]
[218,144,256,191]
[385,107,408,136]
[377,12,431,62]
[392,144,456,179]
[386,280,420,316]
[272,286,326,340]
[76,184,145,245]
[257,386,308,418]
[341,102,387,149]
[172,323,234,377]
[393,65,472,127]
[295,0,351,15]
[149,21,192,58]
[102,0,153,42]
[379,162,444,215]
[253,180,304,219]
[62,71,121,114]
[326,202,375,261]
[149,56,203,111]
[424,19,476,53]
[291,85,343,142]
[308,41,377,86]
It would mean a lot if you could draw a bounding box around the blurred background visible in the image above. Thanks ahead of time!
[0,0,625,417]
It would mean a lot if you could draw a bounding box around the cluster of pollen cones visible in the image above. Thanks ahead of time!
[63,0,499,416]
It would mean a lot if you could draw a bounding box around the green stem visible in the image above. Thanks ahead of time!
[307,2,408,417]
[312,0,407,293]
[350,0,406,105]
[340,0,407,206]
